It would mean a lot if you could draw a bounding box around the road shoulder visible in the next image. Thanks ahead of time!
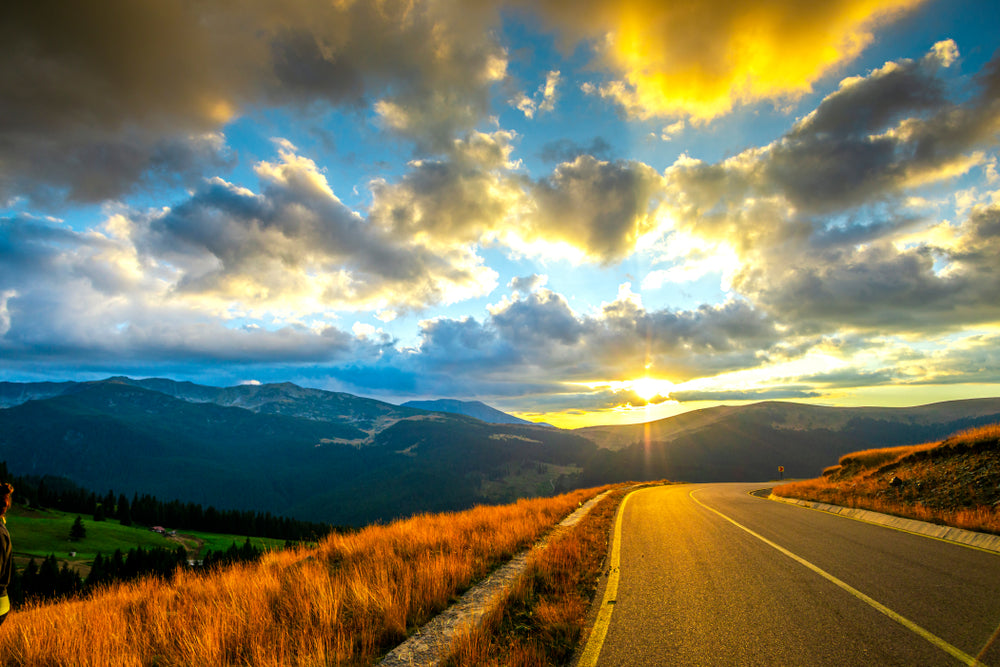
[767,492,1000,554]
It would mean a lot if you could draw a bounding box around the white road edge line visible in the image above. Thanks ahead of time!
[689,488,983,667]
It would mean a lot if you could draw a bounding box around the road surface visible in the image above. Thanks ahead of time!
[582,483,1000,666]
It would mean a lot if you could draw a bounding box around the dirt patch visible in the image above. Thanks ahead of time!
[167,533,205,558]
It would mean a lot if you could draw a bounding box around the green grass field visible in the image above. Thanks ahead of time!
[6,506,287,570]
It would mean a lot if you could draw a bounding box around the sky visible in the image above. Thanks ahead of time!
[2,0,1000,428]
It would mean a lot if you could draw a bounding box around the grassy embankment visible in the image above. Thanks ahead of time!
[0,485,609,666]
[445,486,632,667]
[773,423,1000,535]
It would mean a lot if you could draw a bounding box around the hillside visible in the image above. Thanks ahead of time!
[0,380,596,525]
[772,424,1000,534]
[575,398,1000,484]
[0,376,423,445]
[0,487,602,666]
[575,399,1000,450]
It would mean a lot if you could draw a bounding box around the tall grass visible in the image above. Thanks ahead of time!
[774,424,1000,535]
[444,487,628,666]
[0,487,606,666]
[834,441,939,470]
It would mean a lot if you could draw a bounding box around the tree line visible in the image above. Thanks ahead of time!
[6,538,269,607]
[0,461,338,541]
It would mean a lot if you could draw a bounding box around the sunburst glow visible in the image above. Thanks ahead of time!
[629,377,675,402]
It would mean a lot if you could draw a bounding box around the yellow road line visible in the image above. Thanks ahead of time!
[691,489,983,666]
[577,488,637,667]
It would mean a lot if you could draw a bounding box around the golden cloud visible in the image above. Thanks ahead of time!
[530,0,924,120]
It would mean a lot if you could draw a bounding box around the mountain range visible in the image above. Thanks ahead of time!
[401,398,552,427]
[2,377,999,525]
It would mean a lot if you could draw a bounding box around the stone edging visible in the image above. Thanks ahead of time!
[378,489,614,667]
[768,493,1000,554]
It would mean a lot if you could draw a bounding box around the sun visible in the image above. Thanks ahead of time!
[630,377,675,402]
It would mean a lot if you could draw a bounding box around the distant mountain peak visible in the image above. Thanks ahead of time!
[401,398,552,427]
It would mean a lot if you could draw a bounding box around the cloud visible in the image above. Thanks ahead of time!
[657,44,1000,333]
[0,290,15,336]
[511,70,562,118]
[660,120,686,141]
[396,285,784,399]
[518,155,665,263]
[0,138,519,374]
[668,388,821,402]
[912,333,1000,384]
[527,0,923,120]
[260,280,787,402]
[0,214,366,369]
[508,274,548,294]
[370,138,667,265]
[134,143,499,314]
[368,131,522,247]
[538,137,613,163]
[797,367,899,388]
[0,0,507,203]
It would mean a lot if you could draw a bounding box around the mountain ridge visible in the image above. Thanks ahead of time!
[401,398,552,427]
[2,377,999,525]
[0,379,596,524]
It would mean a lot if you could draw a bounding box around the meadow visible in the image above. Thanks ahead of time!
[0,486,608,666]
[773,423,1000,535]
[6,507,287,574]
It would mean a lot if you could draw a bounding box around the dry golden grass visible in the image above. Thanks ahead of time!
[774,424,1000,535]
[0,487,607,666]
[836,441,939,469]
[444,487,629,667]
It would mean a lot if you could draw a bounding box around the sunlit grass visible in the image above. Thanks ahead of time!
[774,424,1000,535]
[444,487,630,666]
[1,487,607,666]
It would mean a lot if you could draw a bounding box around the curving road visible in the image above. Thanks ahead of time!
[581,483,1000,666]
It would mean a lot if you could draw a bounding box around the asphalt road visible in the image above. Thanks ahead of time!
[585,483,1000,666]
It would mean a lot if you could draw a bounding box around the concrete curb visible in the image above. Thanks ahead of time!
[378,489,614,667]
[768,494,1000,554]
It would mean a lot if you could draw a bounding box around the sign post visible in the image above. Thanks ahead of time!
[778,465,784,480]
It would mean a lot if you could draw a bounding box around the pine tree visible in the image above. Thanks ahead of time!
[117,493,132,526]
[37,555,59,599]
[69,515,87,541]
[86,553,106,588]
